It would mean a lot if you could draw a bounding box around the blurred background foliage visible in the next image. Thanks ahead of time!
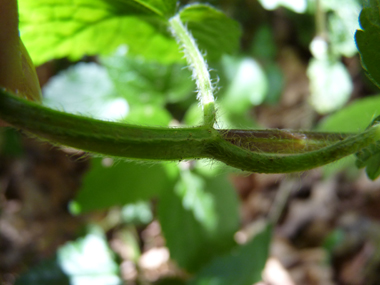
[2,0,380,284]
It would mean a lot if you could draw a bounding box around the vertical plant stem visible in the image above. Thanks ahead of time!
[169,14,216,127]
[0,0,41,103]
[0,0,21,94]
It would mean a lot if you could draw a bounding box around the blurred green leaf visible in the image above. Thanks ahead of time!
[317,95,380,176]
[179,4,242,62]
[175,170,217,232]
[0,128,24,157]
[183,103,203,126]
[251,25,277,61]
[72,159,178,213]
[250,25,284,105]
[17,227,122,285]
[101,49,195,106]
[317,96,380,132]
[57,227,121,285]
[158,172,239,272]
[121,201,153,225]
[263,63,284,105]
[308,58,353,114]
[189,223,272,285]
[220,56,268,113]
[356,3,380,89]
[123,104,172,126]
[356,144,380,180]
[323,0,361,57]
[15,258,70,285]
[216,56,265,128]
[43,62,128,121]
[355,115,380,180]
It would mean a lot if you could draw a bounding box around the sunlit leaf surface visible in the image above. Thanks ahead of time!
[19,0,240,64]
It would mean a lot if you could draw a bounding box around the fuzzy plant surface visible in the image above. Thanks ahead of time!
[1,0,380,178]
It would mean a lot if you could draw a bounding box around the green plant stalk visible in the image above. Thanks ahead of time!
[211,127,380,173]
[1,89,380,173]
[169,15,216,127]
[0,89,217,160]
[220,129,351,153]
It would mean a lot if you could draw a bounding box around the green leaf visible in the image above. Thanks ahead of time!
[0,128,24,157]
[317,96,380,177]
[317,95,380,132]
[189,224,272,285]
[356,145,380,179]
[72,158,178,213]
[183,103,203,126]
[158,172,239,272]
[179,4,242,63]
[19,1,240,65]
[322,0,361,57]
[356,3,380,89]
[19,0,180,65]
[174,170,218,232]
[123,104,172,126]
[220,56,268,113]
[121,201,153,225]
[360,0,380,27]
[101,49,194,106]
[57,227,121,284]
[355,115,380,180]
[16,227,121,285]
[43,62,128,121]
[307,58,352,114]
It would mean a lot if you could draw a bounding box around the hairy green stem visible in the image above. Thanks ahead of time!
[1,89,380,174]
[0,89,218,160]
[220,129,351,153]
[211,127,380,173]
[169,15,216,127]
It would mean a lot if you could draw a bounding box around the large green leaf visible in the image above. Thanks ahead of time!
[355,2,380,89]
[71,158,178,213]
[19,1,241,65]
[189,224,272,285]
[158,172,239,272]
[18,0,178,65]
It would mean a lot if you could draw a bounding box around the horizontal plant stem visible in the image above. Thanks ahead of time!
[210,127,380,173]
[219,129,352,153]
[0,89,217,160]
[1,90,379,174]
[169,15,215,127]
